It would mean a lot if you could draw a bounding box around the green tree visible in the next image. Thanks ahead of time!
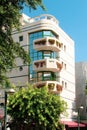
[0,0,45,86]
[7,86,67,130]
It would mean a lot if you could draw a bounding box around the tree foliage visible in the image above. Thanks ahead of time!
[7,86,67,130]
[0,0,45,86]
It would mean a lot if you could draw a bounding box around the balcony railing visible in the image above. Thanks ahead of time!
[33,81,62,94]
[33,37,62,52]
[33,59,62,72]
[28,14,58,25]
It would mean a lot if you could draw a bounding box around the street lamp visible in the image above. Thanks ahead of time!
[4,89,15,130]
[78,105,84,130]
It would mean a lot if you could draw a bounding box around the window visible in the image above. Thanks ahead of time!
[42,51,56,59]
[62,62,67,70]
[62,62,64,67]
[43,30,57,38]
[43,31,51,36]
[64,45,66,52]
[19,36,23,42]
[62,81,67,89]
[65,82,67,88]
[19,66,23,71]
[62,81,64,87]
[61,43,63,49]
[64,63,67,70]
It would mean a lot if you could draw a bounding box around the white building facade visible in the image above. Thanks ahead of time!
[8,14,76,122]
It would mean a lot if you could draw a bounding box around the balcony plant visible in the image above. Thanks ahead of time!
[48,83,55,91]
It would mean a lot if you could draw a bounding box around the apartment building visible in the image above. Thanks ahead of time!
[75,62,87,120]
[8,13,76,125]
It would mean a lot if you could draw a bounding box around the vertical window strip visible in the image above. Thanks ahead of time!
[29,30,57,82]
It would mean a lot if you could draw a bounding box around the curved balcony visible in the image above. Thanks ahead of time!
[33,81,62,94]
[33,37,62,52]
[33,59,62,72]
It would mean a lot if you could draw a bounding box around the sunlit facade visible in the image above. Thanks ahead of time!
[8,13,75,121]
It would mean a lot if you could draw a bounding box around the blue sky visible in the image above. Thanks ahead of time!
[23,0,87,62]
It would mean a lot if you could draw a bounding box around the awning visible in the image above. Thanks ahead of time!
[61,121,86,128]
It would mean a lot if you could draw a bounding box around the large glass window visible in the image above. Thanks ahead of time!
[37,72,57,81]
[29,30,58,82]
[43,31,57,38]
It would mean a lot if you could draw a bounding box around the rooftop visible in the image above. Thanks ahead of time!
[21,13,59,25]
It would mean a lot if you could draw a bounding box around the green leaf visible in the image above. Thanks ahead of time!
[7,85,67,129]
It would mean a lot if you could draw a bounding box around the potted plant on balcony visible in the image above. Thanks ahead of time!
[48,83,55,91]
[56,84,62,93]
